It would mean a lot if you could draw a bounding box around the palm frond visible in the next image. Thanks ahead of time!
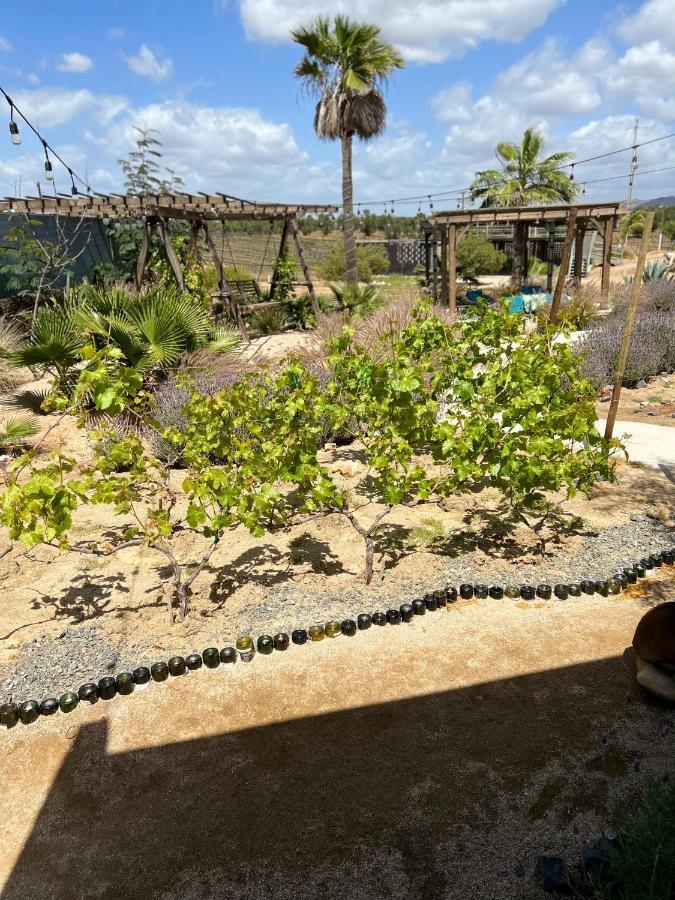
[0,415,38,449]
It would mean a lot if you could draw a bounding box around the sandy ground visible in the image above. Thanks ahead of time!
[1,573,673,900]
[596,376,675,428]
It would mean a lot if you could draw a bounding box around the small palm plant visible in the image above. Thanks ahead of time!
[10,283,240,387]
[0,415,38,454]
[329,283,385,317]
[293,16,404,284]
[471,128,579,281]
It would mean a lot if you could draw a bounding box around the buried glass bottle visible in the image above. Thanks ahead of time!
[78,682,98,703]
[186,654,203,670]
[257,635,274,654]
[580,580,595,594]
[219,647,236,664]
[504,586,521,599]
[40,698,59,716]
[608,577,622,595]
[489,586,504,599]
[474,584,489,599]
[0,702,18,727]
[595,580,610,597]
[98,676,118,698]
[325,621,342,638]
[434,590,447,608]
[537,584,552,600]
[567,583,582,597]
[341,619,357,636]
[116,673,135,696]
[400,603,414,622]
[59,692,79,713]
[133,667,151,684]
[372,612,387,626]
[18,700,40,725]
[634,563,647,579]
[150,662,169,683]
[459,584,473,599]
[623,567,637,585]
[386,609,401,625]
[554,584,569,601]
[274,633,290,651]
[520,585,536,601]
[168,657,186,677]
[292,628,308,645]
[412,599,426,616]
[445,586,458,603]
[424,594,438,611]
[357,614,372,630]
[308,623,325,641]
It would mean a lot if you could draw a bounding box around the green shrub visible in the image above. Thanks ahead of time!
[248,305,289,335]
[329,284,385,317]
[318,243,389,282]
[456,235,507,283]
[594,780,674,900]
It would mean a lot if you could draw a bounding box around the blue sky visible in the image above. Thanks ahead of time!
[0,0,674,209]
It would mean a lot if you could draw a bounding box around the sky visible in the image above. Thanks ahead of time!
[0,0,674,211]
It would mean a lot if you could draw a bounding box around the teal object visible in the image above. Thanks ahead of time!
[508,295,526,313]
[465,289,487,304]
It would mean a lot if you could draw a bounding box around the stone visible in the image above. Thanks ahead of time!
[636,379,649,389]
[536,856,571,894]
[646,504,670,523]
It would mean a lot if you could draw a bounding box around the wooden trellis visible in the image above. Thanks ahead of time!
[424,201,623,316]
[0,191,338,326]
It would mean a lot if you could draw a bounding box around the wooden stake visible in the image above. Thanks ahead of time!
[269,216,290,299]
[448,223,457,315]
[548,207,578,323]
[601,215,615,304]
[135,218,152,290]
[604,211,655,442]
[157,218,185,291]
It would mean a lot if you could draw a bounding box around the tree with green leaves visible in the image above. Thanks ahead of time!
[471,128,578,281]
[118,126,184,195]
[292,15,404,284]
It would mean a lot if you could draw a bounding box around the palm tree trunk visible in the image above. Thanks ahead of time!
[341,133,358,284]
[513,222,527,283]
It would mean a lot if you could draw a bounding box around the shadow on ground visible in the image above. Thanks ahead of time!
[3,654,673,900]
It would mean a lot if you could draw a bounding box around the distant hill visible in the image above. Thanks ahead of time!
[635,196,675,208]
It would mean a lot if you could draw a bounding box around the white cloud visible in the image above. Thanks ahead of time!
[26,73,40,85]
[431,82,473,124]
[607,40,675,119]
[238,0,564,63]
[0,36,11,52]
[124,45,174,82]
[56,52,94,74]
[108,27,125,40]
[618,0,675,46]
[12,87,127,128]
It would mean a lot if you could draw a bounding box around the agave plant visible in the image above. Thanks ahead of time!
[10,283,240,384]
[0,415,38,453]
[329,283,385,317]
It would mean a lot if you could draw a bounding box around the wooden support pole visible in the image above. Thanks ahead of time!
[423,233,430,287]
[604,211,655,442]
[573,221,586,289]
[135,218,152,290]
[440,228,449,307]
[546,225,555,292]
[448,223,457,315]
[548,207,578,323]
[157,218,185,291]
[289,216,319,317]
[189,219,201,256]
[601,216,615,305]
[269,216,290,299]
[203,224,245,333]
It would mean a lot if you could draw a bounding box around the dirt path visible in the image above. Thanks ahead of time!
[1,576,673,900]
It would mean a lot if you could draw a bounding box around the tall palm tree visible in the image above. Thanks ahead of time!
[471,128,579,282]
[292,16,404,284]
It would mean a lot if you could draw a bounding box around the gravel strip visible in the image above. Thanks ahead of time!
[1,518,673,705]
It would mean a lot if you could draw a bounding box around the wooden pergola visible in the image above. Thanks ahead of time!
[424,201,623,315]
[0,192,339,326]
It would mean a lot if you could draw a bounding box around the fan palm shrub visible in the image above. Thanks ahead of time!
[329,283,385,317]
[10,283,240,388]
[471,128,579,281]
[0,415,38,453]
[293,15,404,284]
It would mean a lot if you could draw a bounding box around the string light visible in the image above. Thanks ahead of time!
[41,140,54,182]
[8,102,20,146]
[68,169,78,195]
[569,164,575,182]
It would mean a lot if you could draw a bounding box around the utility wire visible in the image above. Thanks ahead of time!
[0,84,92,194]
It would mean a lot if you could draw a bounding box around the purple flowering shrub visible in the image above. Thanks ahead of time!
[577,309,675,388]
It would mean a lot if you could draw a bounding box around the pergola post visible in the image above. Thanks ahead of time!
[573,221,586,289]
[546,224,555,292]
[269,216,290,299]
[135,218,152,290]
[430,233,437,301]
[548,208,578,323]
[601,215,615,305]
[448,223,457,315]
[289,216,320,317]
[423,232,430,287]
[440,227,449,307]
[157,217,185,291]
[203,221,244,332]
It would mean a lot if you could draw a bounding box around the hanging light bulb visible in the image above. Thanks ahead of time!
[69,169,78,195]
[8,105,20,146]
[581,183,586,196]
[569,164,575,182]
[42,141,53,182]
[428,194,434,213]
